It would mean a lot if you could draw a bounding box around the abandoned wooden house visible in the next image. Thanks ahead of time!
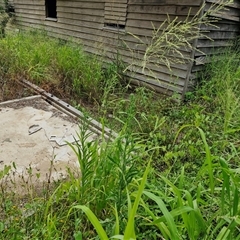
[1,0,240,98]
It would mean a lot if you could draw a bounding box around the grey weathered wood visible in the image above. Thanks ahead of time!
[6,0,240,97]
[104,0,127,26]
[186,0,240,94]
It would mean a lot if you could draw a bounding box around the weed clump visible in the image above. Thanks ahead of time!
[0,30,122,104]
[0,31,240,239]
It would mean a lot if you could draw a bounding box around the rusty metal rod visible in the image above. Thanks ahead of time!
[18,79,118,140]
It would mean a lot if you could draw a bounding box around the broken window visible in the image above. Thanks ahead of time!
[104,0,128,30]
[46,0,57,19]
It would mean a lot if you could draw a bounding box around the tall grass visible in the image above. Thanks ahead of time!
[0,30,120,103]
[0,31,240,239]
[74,45,240,239]
[199,47,240,135]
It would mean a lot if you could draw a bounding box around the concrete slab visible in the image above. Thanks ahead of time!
[0,95,98,183]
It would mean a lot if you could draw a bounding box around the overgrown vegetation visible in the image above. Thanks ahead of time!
[0,30,124,104]
[0,0,240,237]
[0,30,239,239]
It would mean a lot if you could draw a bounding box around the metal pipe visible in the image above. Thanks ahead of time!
[18,79,118,141]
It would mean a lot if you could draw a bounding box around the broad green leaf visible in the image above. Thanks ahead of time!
[140,198,170,239]
[209,219,227,239]
[184,190,194,208]
[197,127,214,193]
[233,188,239,216]
[124,161,151,239]
[0,165,11,179]
[151,206,194,224]
[126,188,132,220]
[216,226,230,240]
[111,235,124,239]
[113,204,120,237]
[143,191,180,240]
[74,231,82,240]
[0,222,4,232]
[160,176,202,239]
[73,205,109,240]
[220,158,231,214]
[178,167,185,189]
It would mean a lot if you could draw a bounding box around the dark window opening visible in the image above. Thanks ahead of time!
[4,2,15,15]
[104,23,125,30]
[46,0,57,19]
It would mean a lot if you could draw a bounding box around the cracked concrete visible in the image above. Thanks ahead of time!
[0,95,98,183]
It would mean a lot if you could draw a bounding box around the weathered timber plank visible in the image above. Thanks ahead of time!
[210,12,239,22]
[57,7,104,16]
[57,12,103,23]
[127,13,200,21]
[199,30,237,40]
[15,7,45,15]
[105,11,127,17]
[128,0,202,6]
[201,22,239,31]
[58,2,103,9]
[206,0,240,9]
[194,46,228,57]
[197,39,234,48]
[14,4,44,10]
[105,6,127,13]
[16,15,45,22]
[128,5,199,15]
[14,0,44,3]
[105,2,127,8]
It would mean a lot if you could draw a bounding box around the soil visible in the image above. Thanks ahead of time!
[0,79,34,102]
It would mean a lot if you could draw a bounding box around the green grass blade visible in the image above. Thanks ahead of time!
[178,167,185,189]
[124,161,151,239]
[160,175,197,239]
[113,204,120,237]
[151,206,193,224]
[143,191,180,240]
[159,222,171,239]
[208,219,227,239]
[219,158,231,214]
[140,198,170,239]
[216,226,230,240]
[197,127,214,193]
[184,190,194,208]
[192,199,206,229]
[232,188,239,216]
[110,235,124,239]
[74,231,82,240]
[73,205,109,240]
[126,187,132,220]
[173,124,194,145]
[0,165,11,179]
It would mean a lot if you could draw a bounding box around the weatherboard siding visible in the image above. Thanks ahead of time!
[9,0,240,97]
[189,0,240,91]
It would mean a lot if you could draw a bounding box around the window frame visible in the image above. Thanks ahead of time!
[45,0,57,20]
